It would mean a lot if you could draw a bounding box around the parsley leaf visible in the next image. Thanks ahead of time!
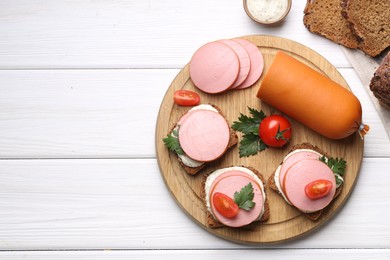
[328,157,347,176]
[234,182,256,211]
[231,113,259,134]
[232,107,267,157]
[319,155,347,185]
[320,155,347,176]
[248,107,266,124]
[239,133,267,157]
[162,129,184,155]
[232,107,266,134]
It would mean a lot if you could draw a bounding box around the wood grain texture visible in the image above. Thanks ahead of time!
[1,249,390,259]
[0,69,177,158]
[0,0,350,69]
[156,36,364,244]
[0,68,387,159]
[0,0,389,255]
[0,158,389,250]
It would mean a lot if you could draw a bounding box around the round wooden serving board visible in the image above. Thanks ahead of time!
[155,35,363,244]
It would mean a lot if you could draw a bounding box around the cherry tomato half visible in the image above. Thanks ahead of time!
[259,115,292,147]
[173,90,200,106]
[212,192,239,219]
[305,179,333,200]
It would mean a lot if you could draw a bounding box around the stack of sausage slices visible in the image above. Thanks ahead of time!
[189,38,264,94]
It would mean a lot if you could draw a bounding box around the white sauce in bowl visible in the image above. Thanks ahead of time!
[245,0,290,23]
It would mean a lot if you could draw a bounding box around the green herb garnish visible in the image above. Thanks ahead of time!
[162,129,184,155]
[232,107,267,157]
[238,133,267,157]
[319,155,347,186]
[234,182,256,211]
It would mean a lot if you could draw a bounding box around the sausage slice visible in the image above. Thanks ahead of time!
[283,159,336,213]
[190,41,239,94]
[233,38,264,89]
[218,39,251,89]
[178,109,230,162]
[210,174,264,227]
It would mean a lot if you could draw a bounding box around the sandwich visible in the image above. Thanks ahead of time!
[201,166,269,228]
[268,143,346,220]
[163,104,238,175]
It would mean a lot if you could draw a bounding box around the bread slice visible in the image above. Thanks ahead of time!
[267,143,343,221]
[369,52,390,109]
[200,166,270,229]
[168,104,238,176]
[341,0,390,57]
[303,0,360,49]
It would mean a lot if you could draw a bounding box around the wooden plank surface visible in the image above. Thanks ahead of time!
[0,0,389,257]
[1,249,390,259]
[0,0,349,69]
[0,158,389,250]
[0,69,388,159]
[0,69,176,158]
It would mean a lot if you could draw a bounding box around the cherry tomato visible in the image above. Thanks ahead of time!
[212,192,239,219]
[173,90,200,106]
[305,179,333,200]
[259,115,292,147]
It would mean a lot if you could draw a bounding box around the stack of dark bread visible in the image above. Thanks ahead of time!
[304,0,390,109]
[303,0,389,57]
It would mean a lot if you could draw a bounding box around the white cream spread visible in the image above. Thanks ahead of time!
[173,104,219,168]
[274,164,291,205]
[189,104,218,113]
[204,166,266,221]
[246,0,289,23]
[177,153,203,168]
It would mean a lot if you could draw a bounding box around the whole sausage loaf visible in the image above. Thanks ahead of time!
[257,51,367,140]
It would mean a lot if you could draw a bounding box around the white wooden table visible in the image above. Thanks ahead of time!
[1,1,389,259]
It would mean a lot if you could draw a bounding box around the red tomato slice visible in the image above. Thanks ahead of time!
[212,192,239,219]
[173,90,200,106]
[305,179,333,200]
[259,115,292,147]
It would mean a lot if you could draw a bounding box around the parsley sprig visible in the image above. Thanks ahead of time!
[319,155,347,186]
[163,128,184,155]
[232,107,267,157]
[234,182,256,211]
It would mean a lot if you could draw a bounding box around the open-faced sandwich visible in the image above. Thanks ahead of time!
[201,166,269,228]
[163,104,238,175]
[268,143,346,220]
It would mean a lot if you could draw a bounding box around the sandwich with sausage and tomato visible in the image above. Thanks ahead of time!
[201,166,269,228]
[268,143,346,220]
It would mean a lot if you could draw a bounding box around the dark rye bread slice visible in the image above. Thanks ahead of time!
[303,0,360,49]
[200,166,270,229]
[168,104,238,176]
[369,52,390,109]
[267,143,343,221]
[341,0,390,57]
